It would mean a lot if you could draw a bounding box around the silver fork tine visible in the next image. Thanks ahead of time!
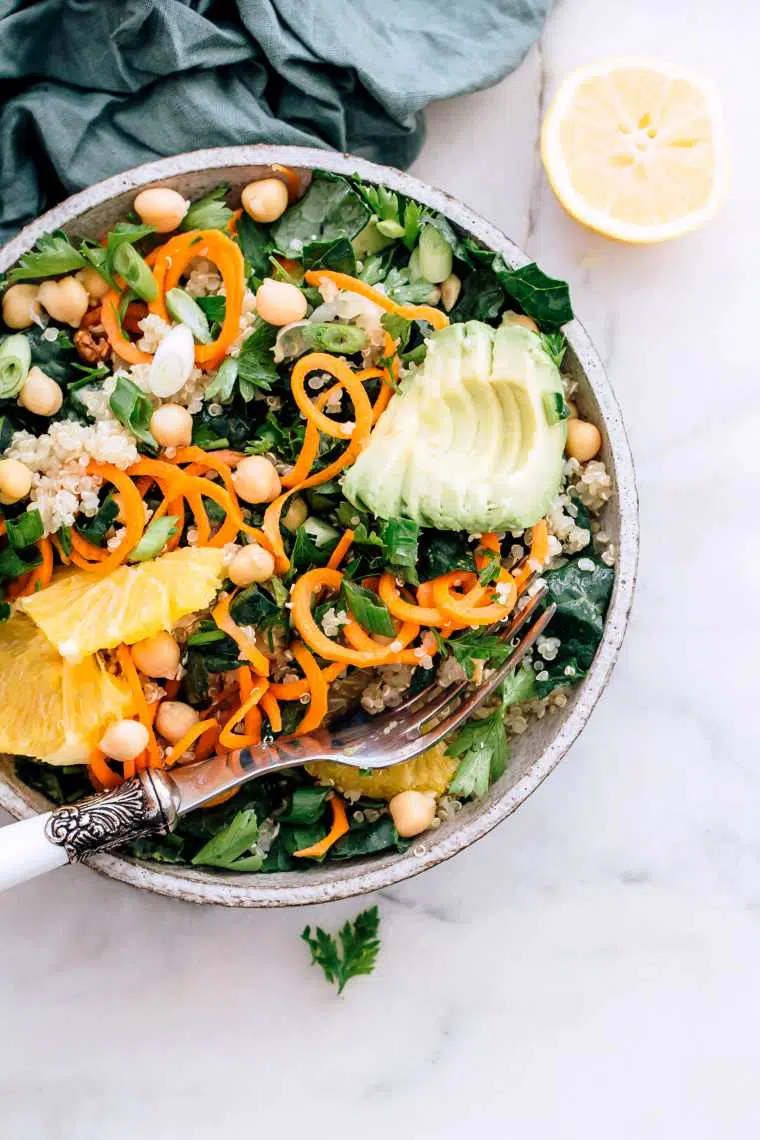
[413,603,556,751]
[390,584,550,734]
[366,582,550,732]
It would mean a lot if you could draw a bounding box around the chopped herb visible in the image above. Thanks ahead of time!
[191,808,263,871]
[477,548,502,586]
[301,905,381,993]
[181,185,234,232]
[447,709,509,798]
[237,213,273,278]
[380,516,419,584]
[236,320,279,394]
[7,231,86,283]
[195,295,226,325]
[340,578,395,637]
[6,509,44,549]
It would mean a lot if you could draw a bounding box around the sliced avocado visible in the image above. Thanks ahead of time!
[343,320,567,532]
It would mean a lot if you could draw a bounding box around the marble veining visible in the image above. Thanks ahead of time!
[2,0,759,1135]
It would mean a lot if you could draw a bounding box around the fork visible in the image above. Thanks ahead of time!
[0,588,555,892]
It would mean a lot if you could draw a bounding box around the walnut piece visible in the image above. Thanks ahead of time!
[74,326,110,364]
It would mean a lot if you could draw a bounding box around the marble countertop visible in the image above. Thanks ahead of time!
[3,1,759,1136]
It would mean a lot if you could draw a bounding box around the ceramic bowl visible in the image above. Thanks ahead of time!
[0,146,638,906]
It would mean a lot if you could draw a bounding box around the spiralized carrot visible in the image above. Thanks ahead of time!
[88,747,121,789]
[194,720,221,763]
[378,571,447,627]
[304,269,449,330]
[513,519,550,591]
[101,289,153,365]
[79,464,145,574]
[290,642,328,733]
[260,689,282,732]
[268,661,345,700]
[116,644,161,766]
[264,354,373,573]
[327,529,354,570]
[431,570,516,625]
[212,592,270,676]
[165,718,218,767]
[293,793,349,859]
[218,675,268,748]
[149,229,245,370]
[290,568,429,667]
[271,163,301,201]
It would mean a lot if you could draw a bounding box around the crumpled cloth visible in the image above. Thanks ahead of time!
[0,0,550,242]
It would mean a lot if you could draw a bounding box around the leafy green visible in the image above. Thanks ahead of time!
[0,545,41,581]
[181,185,234,232]
[301,905,381,993]
[128,516,178,562]
[465,246,573,327]
[191,808,264,871]
[24,326,78,385]
[302,237,356,276]
[0,415,15,452]
[57,524,72,556]
[340,579,394,637]
[329,815,408,860]
[75,495,118,545]
[380,516,419,584]
[6,509,43,549]
[419,531,474,580]
[380,312,412,350]
[447,709,509,798]
[352,182,425,249]
[7,231,86,284]
[289,522,337,573]
[499,661,537,708]
[13,758,91,804]
[245,410,305,464]
[540,331,567,369]
[272,173,370,255]
[280,786,331,825]
[451,268,504,323]
[236,320,279,394]
[195,295,226,326]
[477,549,501,586]
[237,213,273,277]
[109,374,157,451]
[535,554,614,696]
[230,582,287,632]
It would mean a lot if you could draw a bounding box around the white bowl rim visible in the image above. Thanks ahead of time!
[0,145,639,907]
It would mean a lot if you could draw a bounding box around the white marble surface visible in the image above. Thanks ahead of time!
[3,1,760,1135]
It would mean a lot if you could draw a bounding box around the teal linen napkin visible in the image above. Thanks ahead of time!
[0,0,550,241]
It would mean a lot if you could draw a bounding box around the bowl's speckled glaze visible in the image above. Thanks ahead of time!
[0,146,638,907]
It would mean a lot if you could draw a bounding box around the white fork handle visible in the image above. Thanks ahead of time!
[0,812,69,892]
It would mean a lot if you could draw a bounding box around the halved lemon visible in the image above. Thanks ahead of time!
[0,613,133,764]
[541,57,727,242]
[307,741,457,802]
[20,546,225,661]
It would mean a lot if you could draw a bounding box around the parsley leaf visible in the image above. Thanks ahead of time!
[236,320,279,395]
[447,710,509,799]
[301,905,381,994]
[540,331,567,369]
[7,231,86,283]
[181,184,234,232]
[191,809,263,871]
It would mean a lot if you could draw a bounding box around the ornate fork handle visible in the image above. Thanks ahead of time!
[44,769,181,863]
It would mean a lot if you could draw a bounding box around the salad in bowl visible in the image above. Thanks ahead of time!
[0,160,619,882]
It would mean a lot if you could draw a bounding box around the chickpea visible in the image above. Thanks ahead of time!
[440,273,461,312]
[509,312,539,333]
[38,276,89,328]
[242,178,289,224]
[134,187,189,233]
[150,404,193,449]
[282,496,308,533]
[0,458,32,505]
[131,631,180,679]
[2,284,40,330]
[389,790,437,838]
[232,455,281,504]
[155,700,199,745]
[100,718,149,763]
[19,367,63,416]
[76,266,110,301]
[255,278,307,327]
[228,543,275,587]
[565,418,602,462]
